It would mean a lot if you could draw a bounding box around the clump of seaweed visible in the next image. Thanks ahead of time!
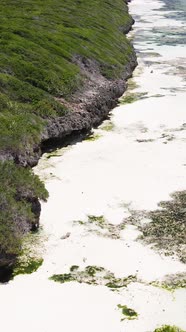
[120,92,148,104]
[85,133,102,141]
[100,121,115,132]
[13,258,43,276]
[151,272,186,291]
[49,265,137,290]
[139,191,186,262]
[117,304,138,320]
[154,325,186,332]
[74,215,126,239]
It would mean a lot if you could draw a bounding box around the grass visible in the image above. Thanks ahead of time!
[0,0,134,271]
[0,0,134,155]
[0,161,48,262]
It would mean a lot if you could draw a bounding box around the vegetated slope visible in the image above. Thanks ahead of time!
[0,0,136,274]
[0,162,48,275]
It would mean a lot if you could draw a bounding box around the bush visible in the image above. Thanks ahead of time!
[0,161,48,256]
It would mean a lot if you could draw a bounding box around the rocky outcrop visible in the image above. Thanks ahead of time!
[0,254,16,283]
[16,53,137,167]
[0,6,137,280]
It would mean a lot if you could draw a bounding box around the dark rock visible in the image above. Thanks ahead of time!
[0,254,16,283]
[14,53,137,166]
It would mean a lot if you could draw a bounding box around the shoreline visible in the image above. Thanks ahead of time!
[0,5,137,277]
[0,0,186,331]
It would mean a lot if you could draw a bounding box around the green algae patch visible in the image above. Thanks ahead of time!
[151,273,186,291]
[13,258,43,277]
[118,304,138,320]
[74,214,126,239]
[88,215,105,227]
[120,92,148,104]
[141,191,186,262]
[142,52,162,58]
[85,266,105,277]
[85,133,102,142]
[154,325,186,332]
[49,265,137,289]
[50,273,75,283]
[75,220,85,226]
[106,275,137,290]
[70,265,79,272]
[133,191,186,263]
[100,121,115,132]
[46,150,63,159]
[127,79,139,91]
[11,228,46,278]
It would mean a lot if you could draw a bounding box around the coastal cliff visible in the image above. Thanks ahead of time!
[0,0,137,276]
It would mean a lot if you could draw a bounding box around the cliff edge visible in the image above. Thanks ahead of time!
[0,0,137,278]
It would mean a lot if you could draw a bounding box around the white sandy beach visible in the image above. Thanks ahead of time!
[0,0,186,331]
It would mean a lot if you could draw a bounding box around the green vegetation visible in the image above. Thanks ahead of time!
[154,325,185,332]
[100,121,115,132]
[11,228,45,277]
[88,215,105,226]
[0,0,134,273]
[140,191,186,262]
[50,265,137,289]
[50,273,74,283]
[70,265,79,272]
[0,0,134,155]
[85,265,105,277]
[117,304,138,320]
[127,79,139,91]
[74,214,125,239]
[106,275,137,289]
[0,161,48,263]
[120,92,148,104]
[85,133,102,141]
[13,258,43,276]
[151,273,186,291]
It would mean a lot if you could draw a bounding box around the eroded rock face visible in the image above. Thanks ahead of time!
[0,60,136,279]
[0,14,137,277]
[0,254,16,283]
[14,53,137,167]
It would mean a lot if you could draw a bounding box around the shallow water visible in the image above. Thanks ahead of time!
[0,0,186,331]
